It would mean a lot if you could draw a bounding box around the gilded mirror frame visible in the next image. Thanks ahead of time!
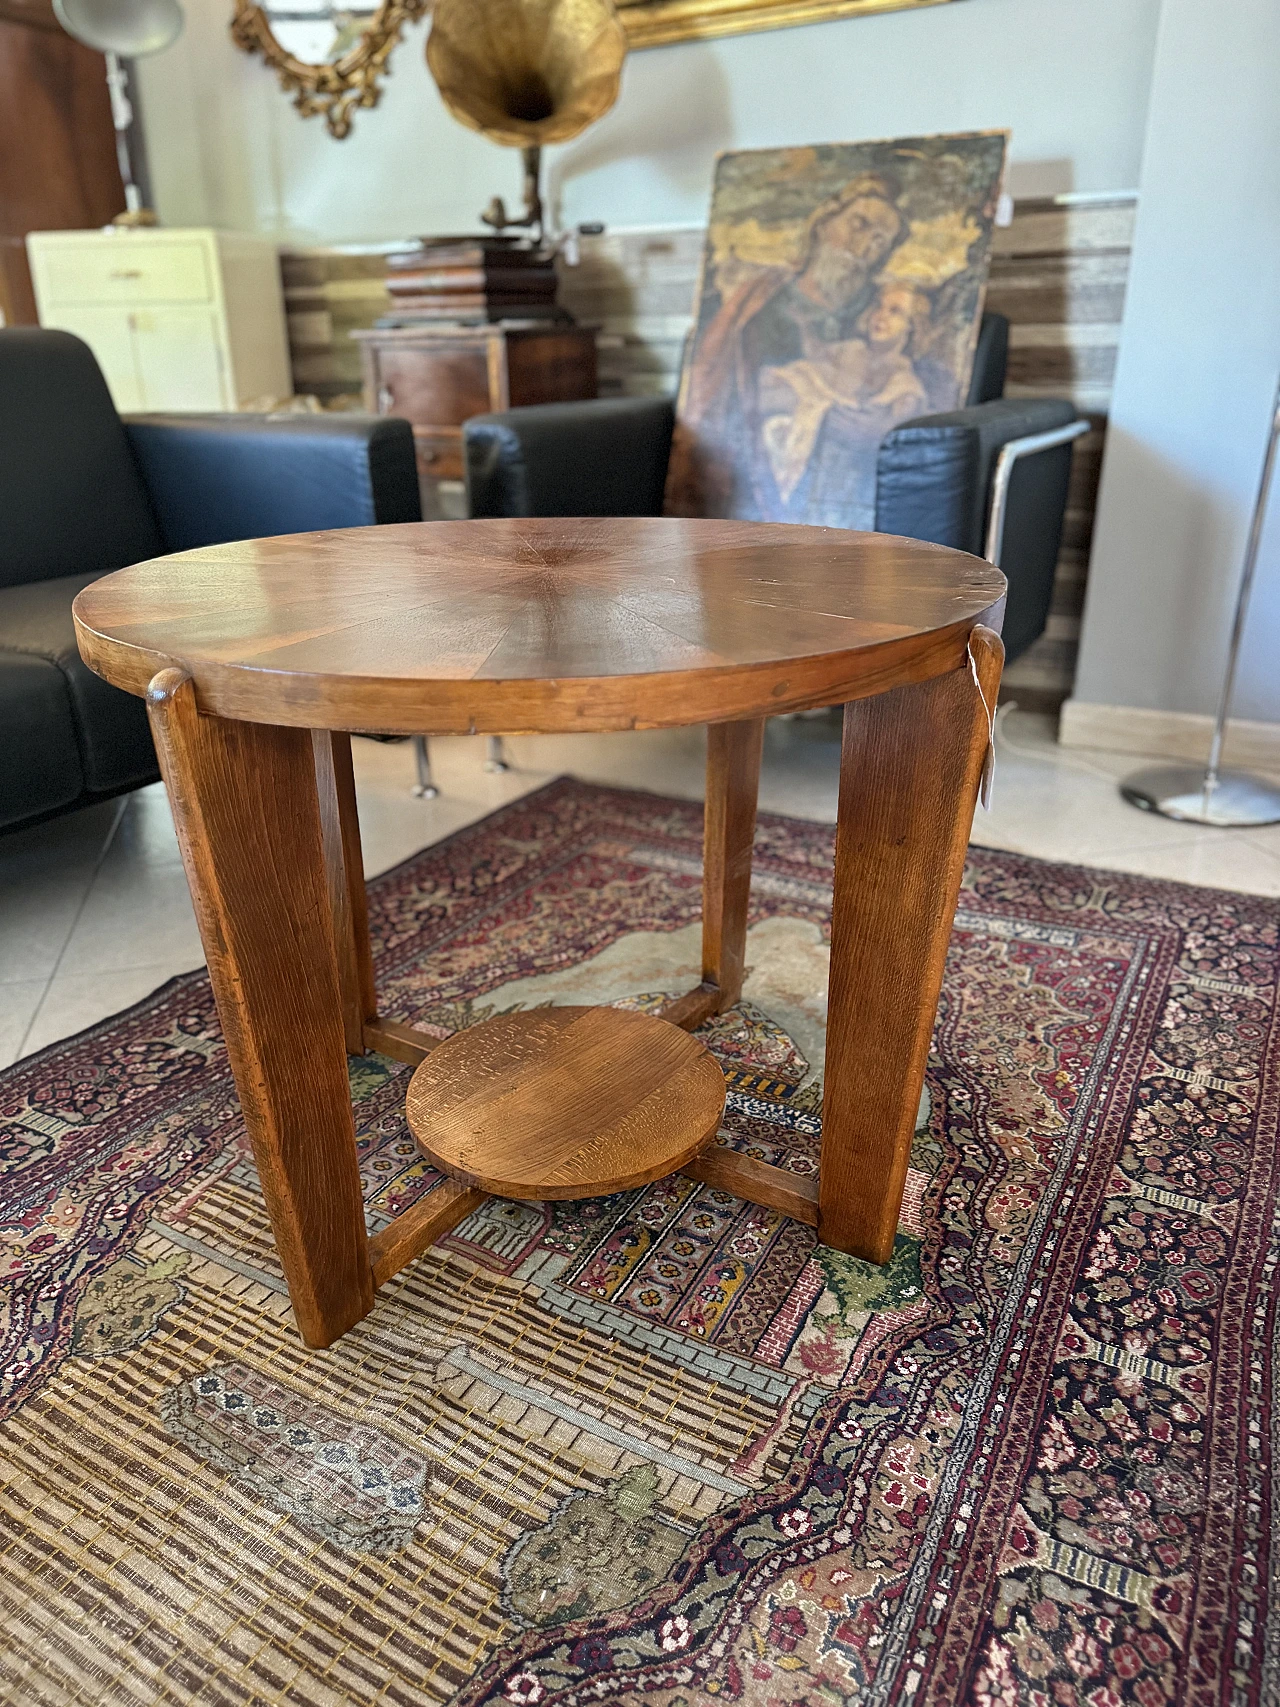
[230,0,428,138]
[616,0,953,50]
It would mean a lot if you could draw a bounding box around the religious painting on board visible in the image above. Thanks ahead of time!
[667,132,1008,529]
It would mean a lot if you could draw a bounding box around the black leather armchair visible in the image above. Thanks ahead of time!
[0,328,421,835]
[463,312,1087,666]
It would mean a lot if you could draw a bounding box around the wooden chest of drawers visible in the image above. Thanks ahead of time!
[354,322,597,482]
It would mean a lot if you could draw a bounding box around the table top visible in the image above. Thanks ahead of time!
[74,517,1005,736]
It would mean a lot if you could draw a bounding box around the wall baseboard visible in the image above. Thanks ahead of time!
[1059,700,1280,775]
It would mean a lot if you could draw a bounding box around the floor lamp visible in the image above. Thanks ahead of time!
[1121,374,1280,827]
[53,0,184,226]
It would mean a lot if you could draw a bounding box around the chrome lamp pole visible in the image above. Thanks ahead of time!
[1121,374,1280,827]
[52,0,184,227]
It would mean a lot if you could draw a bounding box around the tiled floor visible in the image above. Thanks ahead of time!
[2,710,1278,1069]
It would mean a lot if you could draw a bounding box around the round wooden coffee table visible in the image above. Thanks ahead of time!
[75,517,1005,1349]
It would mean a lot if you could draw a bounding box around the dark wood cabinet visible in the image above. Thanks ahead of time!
[0,0,125,324]
[354,322,598,482]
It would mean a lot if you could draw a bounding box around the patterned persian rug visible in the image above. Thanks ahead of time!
[1,777,1276,1707]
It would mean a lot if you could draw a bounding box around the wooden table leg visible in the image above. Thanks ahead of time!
[310,728,493,1284]
[662,718,764,1032]
[147,670,374,1348]
[818,625,1004,1262]
[703,718,765,1010]
[314,730,377,1056]
[312,729,444,1071]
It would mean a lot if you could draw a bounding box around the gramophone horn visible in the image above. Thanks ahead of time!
[53,0,183,57]
[426,0,626,151]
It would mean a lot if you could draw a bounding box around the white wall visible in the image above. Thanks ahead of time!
[1072,0,1280,726]
[137,0,1160,244]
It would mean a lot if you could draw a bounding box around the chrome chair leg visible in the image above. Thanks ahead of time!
[485,735,510,773]
[412,735,439,800]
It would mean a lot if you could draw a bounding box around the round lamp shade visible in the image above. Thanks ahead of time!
[53,0,183,56]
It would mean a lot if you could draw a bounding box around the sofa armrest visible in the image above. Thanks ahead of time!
[875,397,1080,551]
[875,397,1086,663]
[125,412,421,552]
[465,397,675,519]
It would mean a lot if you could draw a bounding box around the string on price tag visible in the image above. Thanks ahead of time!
[968,637,997,810]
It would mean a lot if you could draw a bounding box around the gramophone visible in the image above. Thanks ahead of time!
[383,0,626,327]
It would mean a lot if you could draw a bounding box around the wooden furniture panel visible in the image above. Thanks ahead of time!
[413,428,465,481]
[27,228,291,410]
[313,729,376,1056]
[818,625,1003,1261]
[0,2,124,250]
[367,1180,488,1287]
[682,1149,818,1225]
[369,342,492,426]
[145,669,372,1349]
[35,237,214,304]
[0,234,38,325]
[701,718,764,1011]
[506,328,598,406]
[73,516,1005,733]
[355,323,599,491]
[406,1007,725,1198]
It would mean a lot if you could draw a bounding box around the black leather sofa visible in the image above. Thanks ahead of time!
[463,312,1085,665]
[0,328,421,835]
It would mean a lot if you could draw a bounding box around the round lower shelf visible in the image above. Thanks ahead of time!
[405,1005,725,1200]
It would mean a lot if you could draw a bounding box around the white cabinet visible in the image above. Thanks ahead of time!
[25,229,292,412]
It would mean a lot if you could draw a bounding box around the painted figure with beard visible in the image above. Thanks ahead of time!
[671,173,916,526]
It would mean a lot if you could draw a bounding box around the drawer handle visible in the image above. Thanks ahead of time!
[418,445,438,465]
[109,269,144,280]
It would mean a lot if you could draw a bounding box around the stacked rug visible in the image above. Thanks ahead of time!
[1,778,1276,1706]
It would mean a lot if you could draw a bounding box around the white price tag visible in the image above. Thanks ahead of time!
[968,639,997,810]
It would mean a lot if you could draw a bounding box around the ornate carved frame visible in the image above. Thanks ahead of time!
[616,0,952,49]
[230,0,428,139]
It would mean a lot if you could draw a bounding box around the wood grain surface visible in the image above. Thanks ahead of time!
[659,715,763,1031]
[406,1006,726,1199]
[146,669,373,1347]
[700,718,764,1011]
[816,624,1004,1262]
[367,1179,488,1287]
[0,0,126,257]
[658,984,721,1031]
[364,1018,440,1067]
[682,1148,819,1225]
[313,730,377,1055]
[74,517,1005,735]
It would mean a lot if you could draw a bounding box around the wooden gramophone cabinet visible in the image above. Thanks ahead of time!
[354,240,597,486]
[354,319,598,484]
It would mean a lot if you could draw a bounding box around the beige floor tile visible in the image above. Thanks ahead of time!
[506,715,849,824]
[110,781,185,867]
[0,799,122,985]
[0,980,46,1068]
[1235,821,1280,864]
[55,856,205,979]
[977,722,1231,864]
[1076,831,1280,896]
[20,965,188,1058]
[6,710,1279,1068]
[351,736,554,878]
